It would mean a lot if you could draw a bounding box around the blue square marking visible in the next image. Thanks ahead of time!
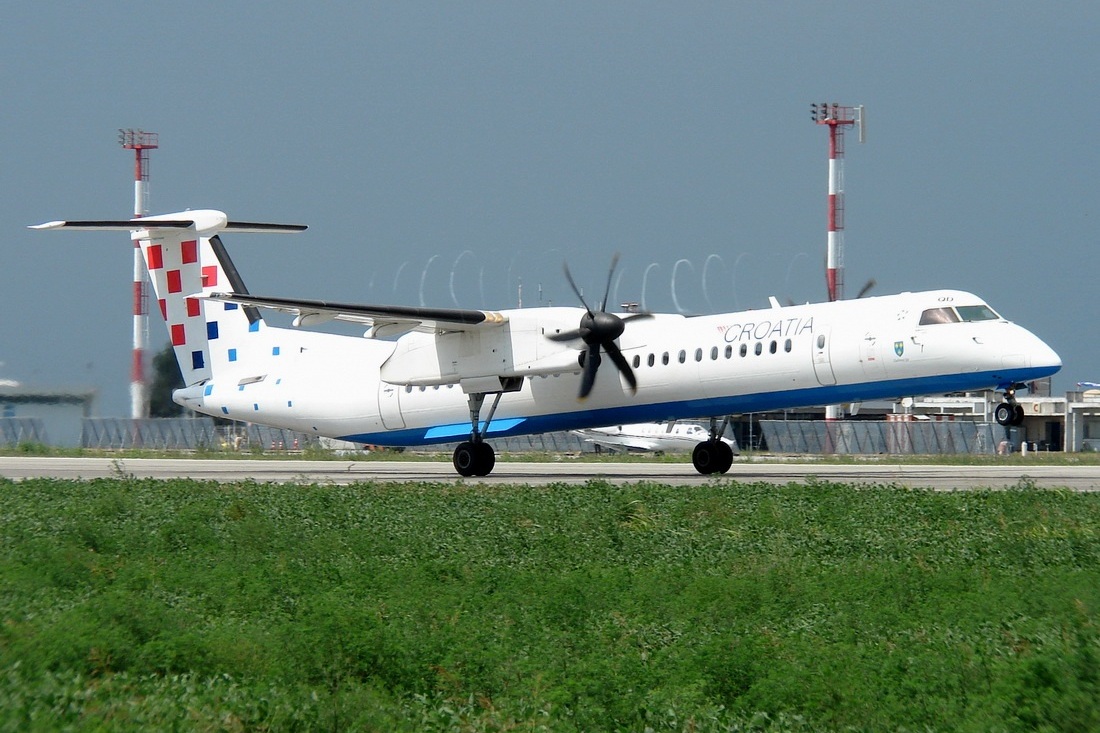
[204,385,213,396]
[272,346,280,356]
[224,302,238,310]
[228,348,237,362]
[207,321,219,340]
[221,406,229,415]
[191,351,204,370]
[249,321,260,333]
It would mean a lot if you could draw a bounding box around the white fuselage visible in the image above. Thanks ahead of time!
[174,288,1061,447]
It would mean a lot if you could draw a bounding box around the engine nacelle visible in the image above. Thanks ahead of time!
[379,307,584,386]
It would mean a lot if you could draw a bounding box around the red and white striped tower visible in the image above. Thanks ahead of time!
[811,103,863,302]
[811,103,864,426]
[118,129,158,420]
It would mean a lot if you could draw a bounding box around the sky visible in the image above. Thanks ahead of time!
[2,2,1097,416]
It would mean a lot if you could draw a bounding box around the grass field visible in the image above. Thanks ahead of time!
[1,477,1098,731]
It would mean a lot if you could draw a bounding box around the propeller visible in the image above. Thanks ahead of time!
[548,254,652,399]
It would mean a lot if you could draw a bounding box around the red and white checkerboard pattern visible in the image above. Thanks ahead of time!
[140,234,256,386]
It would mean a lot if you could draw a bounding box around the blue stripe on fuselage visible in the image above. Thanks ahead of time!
[337,366,1056,447]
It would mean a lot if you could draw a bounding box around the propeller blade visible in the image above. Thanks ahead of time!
[578,348,601,399]
[562,262,592,315]
[552,255,647,399]
[599,252,620,311]
[603,340,637,394]
[856,278,877,299]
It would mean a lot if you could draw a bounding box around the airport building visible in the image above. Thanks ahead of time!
[0,384,96,448]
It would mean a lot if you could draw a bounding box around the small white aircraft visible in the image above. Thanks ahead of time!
[34,209,1061,476]
[574,422,738,454]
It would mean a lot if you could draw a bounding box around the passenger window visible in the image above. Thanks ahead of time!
[695,348,703,362]
[632,354,640,369]
[754,342,762,356]
[662,352,670,365]
[784,339,792,352]
[769,340,777,354]
[817,334,826,349]
[740,344,747,357]
[711,346,719,360]
[725,345,733,359]
[678,350,686,364]
[647,353,655,367]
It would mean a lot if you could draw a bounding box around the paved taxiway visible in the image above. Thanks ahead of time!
[2,456,1098,490]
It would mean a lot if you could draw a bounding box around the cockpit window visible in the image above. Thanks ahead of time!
[955,304,1000,322]
[919,304,1002,325]
[919,307,960,325]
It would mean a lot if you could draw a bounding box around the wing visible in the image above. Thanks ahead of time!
[204,292,507,336]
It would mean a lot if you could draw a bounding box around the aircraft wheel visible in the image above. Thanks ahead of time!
[715,441,735,474]
[474,442,496,476]
[453,442,478,476]
[453,441,495,477]
[994,403,1015,426]
[692,441,719,475]
[1012,404,1026,426]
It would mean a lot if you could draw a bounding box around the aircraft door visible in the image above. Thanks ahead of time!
[812,328,837,386]
[378,382,406,429]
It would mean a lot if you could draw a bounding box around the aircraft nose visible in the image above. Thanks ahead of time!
[1017,326,1061,376]
[1031,337,1062,372]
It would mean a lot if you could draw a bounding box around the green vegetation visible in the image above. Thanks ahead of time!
[2,477,1098,731]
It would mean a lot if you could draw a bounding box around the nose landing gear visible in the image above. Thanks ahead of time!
[994,386,1025,427]
[691,416,735,475]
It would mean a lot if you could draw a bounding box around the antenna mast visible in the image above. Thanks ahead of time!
[810,103,864,302]
[118,129,158,419]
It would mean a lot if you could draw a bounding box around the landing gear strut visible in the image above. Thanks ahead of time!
[692,416,735,475]
[452,392,502,477]
[994,385,1025,427]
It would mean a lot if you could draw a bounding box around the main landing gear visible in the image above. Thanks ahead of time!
[994,385,1025,427]
[452,392,503,477]
[692,416,735,475]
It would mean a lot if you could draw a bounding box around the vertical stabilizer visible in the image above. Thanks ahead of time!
[31,210,306,388]
[141,231,261,386]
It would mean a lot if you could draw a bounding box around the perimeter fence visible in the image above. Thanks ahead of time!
[0,418,47,447]
[80,418,319,452]
[758,419,1001,455]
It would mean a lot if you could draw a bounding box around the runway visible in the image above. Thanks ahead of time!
[2,456,1099,490]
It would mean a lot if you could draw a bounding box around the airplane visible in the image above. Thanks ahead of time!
[573,421,738,454]
[33,209,1061,476]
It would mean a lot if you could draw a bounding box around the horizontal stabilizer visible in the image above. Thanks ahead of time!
[31,209,306,235]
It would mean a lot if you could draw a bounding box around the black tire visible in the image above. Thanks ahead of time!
[715,441,735,474]
[473,442,496,476]
[1012,403,1026,427]
[994,403,1015,426]
[453,442,478,477]
[692,441,717,474]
